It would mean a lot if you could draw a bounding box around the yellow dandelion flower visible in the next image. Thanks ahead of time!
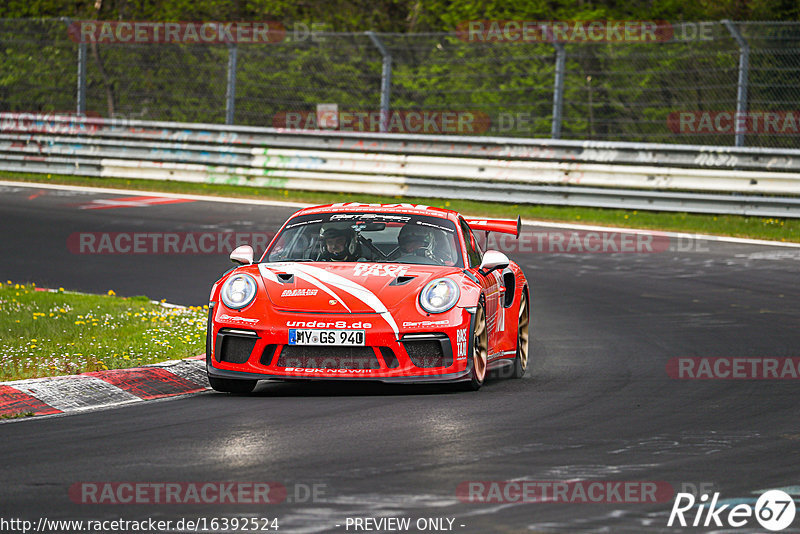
[107,290,116,296]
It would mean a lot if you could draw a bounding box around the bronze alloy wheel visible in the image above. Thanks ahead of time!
[462,298,488,390]
[512,290,529,378]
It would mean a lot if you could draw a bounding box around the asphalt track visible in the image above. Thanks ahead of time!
[1,182,800,533]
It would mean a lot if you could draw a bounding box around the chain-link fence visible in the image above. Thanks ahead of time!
[1,19,799,147]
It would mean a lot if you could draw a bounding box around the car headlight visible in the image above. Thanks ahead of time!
[419,278,460,314]
[220,273,257,310]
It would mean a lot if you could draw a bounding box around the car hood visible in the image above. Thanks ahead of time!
[258,262,462,314]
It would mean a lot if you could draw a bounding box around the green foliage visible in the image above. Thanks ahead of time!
[1,0,798,27]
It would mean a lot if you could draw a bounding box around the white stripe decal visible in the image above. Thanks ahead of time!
[259,263,352,313]
[288,264,400,337]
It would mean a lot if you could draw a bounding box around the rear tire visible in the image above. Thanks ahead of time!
[512,290,529,379]
[208,376,257,394]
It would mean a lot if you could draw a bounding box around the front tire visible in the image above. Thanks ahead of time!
[512,289,529,379]
[208,375,257,394]
[461,298,488,391]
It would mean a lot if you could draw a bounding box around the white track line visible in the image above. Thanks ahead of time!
[521,219,800,248]
[0,180,309,208]
[2,179,797,248]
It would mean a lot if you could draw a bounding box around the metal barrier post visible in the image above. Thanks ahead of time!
[77,43,87,114]
[63,17,87,115]
[723,20,749,147]
[551,42,566,139]
[366,31,392,133]
[225,44,238,125]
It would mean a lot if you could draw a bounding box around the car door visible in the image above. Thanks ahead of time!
[459,218,503,354]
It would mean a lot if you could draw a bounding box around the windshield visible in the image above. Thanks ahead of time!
[265,212,463,267]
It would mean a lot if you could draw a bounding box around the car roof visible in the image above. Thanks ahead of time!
[293,202,460,220]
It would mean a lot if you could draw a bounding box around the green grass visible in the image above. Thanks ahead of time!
[0,282,207,381]
[3,170,799,242]
[0,411,34,419]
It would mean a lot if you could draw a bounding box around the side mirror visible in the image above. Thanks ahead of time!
[230,245,254,265]
[478,250,509,276]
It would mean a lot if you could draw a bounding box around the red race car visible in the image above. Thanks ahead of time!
[206,202,530,393]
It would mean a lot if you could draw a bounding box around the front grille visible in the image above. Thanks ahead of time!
[403,335,453,368]
[217,335,257,364]
[277,345,381,370]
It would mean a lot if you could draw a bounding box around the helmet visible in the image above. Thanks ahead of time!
[398,224,434,256]
[319,225,358,261]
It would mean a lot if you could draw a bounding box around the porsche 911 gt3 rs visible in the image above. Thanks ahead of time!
[206,202,530,393]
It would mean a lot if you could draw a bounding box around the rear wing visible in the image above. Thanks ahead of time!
[465,216,521,238]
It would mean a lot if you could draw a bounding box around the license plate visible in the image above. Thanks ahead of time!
[288,329,365,346]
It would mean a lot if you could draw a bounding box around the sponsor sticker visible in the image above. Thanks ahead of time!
[353,264,410,277]
[283,368,376,374]
[456,328,469,360]
[286,320,372,329]
[402,320,451,328]
[280,289,318,297]
[219,314,259,324]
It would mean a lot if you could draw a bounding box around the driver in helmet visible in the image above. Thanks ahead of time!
[396,224,439,263]
[318,225,360,261]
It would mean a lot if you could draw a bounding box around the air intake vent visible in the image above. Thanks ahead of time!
[390,275,416,286]
[402,334,453,368]
[278,345,380,370]
[277,273,295,283]
[217,335,257,364]
[260,344,278,366]
[380,347,399,368]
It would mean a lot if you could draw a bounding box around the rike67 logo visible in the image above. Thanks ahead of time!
[668,490,796,531]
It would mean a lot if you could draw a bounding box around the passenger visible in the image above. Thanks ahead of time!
[396,224,440,263]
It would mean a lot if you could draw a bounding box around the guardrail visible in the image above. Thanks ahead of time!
[1,114,800,218]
